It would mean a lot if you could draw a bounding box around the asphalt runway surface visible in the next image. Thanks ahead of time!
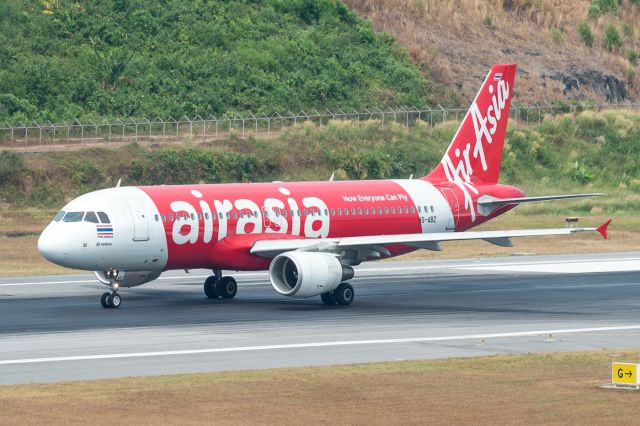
[1,252,639,385]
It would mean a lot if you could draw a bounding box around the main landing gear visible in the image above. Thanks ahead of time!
[204,270,238,300]
[321,282,355,306]
[100,269,122,309]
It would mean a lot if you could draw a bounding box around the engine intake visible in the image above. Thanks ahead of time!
[95,270,161,288]
[269,252,354,298]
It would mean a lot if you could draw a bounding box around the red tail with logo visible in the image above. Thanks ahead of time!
[425,64,516,185]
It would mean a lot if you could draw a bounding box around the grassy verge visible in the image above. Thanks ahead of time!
[1,350,638,425]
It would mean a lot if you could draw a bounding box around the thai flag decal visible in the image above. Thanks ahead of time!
[493,73,502,81]
[97,224,113,238]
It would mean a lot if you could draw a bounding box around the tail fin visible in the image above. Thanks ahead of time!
[425,64,516,185]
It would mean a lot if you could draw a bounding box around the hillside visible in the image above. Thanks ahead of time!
[346,0,640,104]
[1,110,638,214]
[0,0,446,123]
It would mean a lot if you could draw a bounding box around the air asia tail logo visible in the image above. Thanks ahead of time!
[441,76,510,222]
[169,187,330,245]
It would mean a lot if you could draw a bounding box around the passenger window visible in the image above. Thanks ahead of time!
[162,214,167,222]
[233,212,237,219]
[176,215,180,221]
[219,212,224,220]
[226,212,230,219]
[364,208,369,215]
[378,207,382,214]
[283,210,288,217]
[324,209,328,216]
[97,212,110,223]
[303,209,308,216]
[371,208,375,215]
[198,213,202,220]
[63,212,84,222]
[391,207,396,214]
[53,210,66,222]
[418,206,422,213]
[431,206,435,213]
[351,208,356,215]
[169,214,173,221]
[331,208,335,216]
[84,212,99,223]
[405,206,409,214]
[154,214,159,222]
[411,206,415,213]
[337,209,342,216]
[385,207,389,214]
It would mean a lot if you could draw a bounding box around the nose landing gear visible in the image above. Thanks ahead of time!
[100,269,122,309]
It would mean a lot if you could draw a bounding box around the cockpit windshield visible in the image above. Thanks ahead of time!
[84,211,99,223]
[62,212,84,222]
[55,211,111,223]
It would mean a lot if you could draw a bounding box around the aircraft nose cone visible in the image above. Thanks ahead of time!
[38,226,68,266]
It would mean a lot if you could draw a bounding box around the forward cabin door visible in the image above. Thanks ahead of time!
[125,197,150,241]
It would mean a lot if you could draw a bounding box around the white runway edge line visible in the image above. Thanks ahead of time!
[1,325,639,366]
[4,256,640,286]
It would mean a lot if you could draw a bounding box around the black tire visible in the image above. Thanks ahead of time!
[204,276,219,299]
[217,276,237,299]
[320,292,336,305]
[109,292,121,309]
[334,283,354,306]
[100,292,111,308]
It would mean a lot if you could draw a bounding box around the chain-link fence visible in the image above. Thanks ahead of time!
[1,102,638,150]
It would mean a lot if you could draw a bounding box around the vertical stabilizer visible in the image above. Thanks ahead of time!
[425,64,516,185]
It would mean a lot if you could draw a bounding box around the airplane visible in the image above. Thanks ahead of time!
[37,64,611,309]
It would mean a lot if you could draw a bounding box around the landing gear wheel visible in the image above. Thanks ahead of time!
[204,276,219,299]
[334,283,354,306]
[321,292,336,305]
[100,292,111,308]
[217,276,237,299]
[108,292,121,309]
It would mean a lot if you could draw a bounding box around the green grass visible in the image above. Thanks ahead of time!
[0,0,444,124]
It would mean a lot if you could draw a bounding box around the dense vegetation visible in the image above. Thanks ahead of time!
[0,0,436,124]
[1,110,638,214]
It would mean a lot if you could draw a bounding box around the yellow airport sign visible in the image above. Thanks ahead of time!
[612,363,638,385]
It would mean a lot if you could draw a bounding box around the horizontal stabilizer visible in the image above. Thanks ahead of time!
[477,193,606,216]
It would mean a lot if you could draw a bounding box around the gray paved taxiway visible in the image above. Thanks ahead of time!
[0,252,639,384]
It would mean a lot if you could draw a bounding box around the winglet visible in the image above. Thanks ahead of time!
[597,219,612,240]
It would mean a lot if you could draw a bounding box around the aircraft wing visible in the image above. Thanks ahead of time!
[250,219,612,259]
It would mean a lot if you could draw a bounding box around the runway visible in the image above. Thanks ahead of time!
[1,252,639,385]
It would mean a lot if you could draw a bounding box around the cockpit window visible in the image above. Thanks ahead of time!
[63,212,84,222]
[97,212,110,223]
[84,211,99,223]
[53,210,66,222]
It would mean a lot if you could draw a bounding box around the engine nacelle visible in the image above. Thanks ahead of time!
[95,270,161,288]
[269,252,354,298]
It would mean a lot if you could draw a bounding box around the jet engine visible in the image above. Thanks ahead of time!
[95,270,162,288]
[269,252,354,298]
